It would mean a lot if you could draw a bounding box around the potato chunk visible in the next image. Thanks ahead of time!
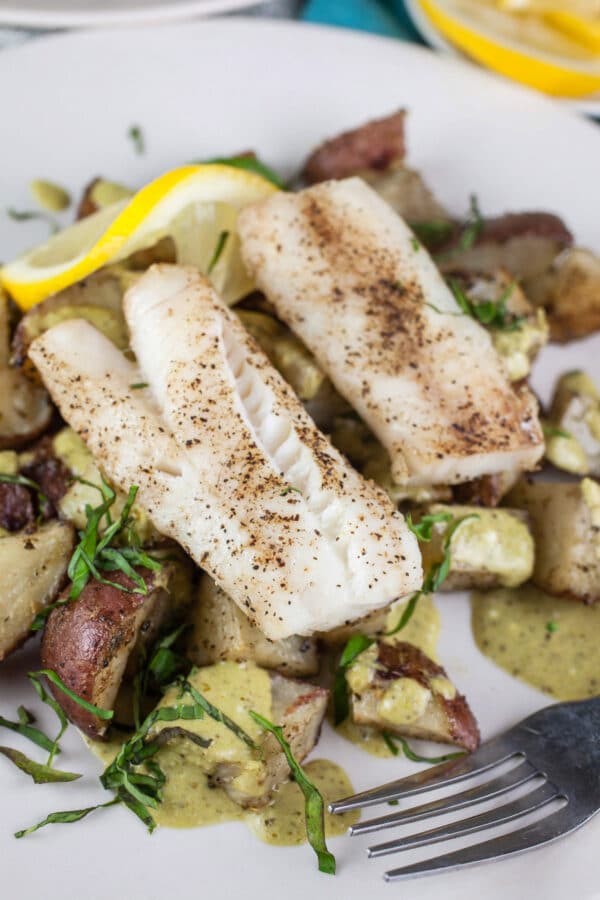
[187,575,319,677]
[41,559,193,738]
[0,521,74,661]
[154,662,328,808]
[507,478,600,603]
[417,503,534,590]
[544,371,600,477]
[346,641,479,751]
[445,269,548,382]
[524,248,600,342]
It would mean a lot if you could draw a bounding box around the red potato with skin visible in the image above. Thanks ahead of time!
[41,562,192,738]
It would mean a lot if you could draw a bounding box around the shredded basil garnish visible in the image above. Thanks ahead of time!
[31,670,114,723]
[202,154,285,189]
[383,733,465,764]
[447,279,524,332]
[249,711,336,875]
[177,674,258,750]
[66,478,161,601]
[409,219,454,248]
[207,230,230,275]
[543,424,571,439]
[15,799,121,839]
[128,125,145,155]
[0,711,56,755]
[0,746,80,784]
[6,207,59,234]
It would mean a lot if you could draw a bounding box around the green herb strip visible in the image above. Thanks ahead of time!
[0,712,56,754]
[31,670,114,721]
[28,672,69,766]
[179,676,258,750]
[385,733,465,765]
[458,194,483,252]
[202,155,285,189]
[7,207,59,234]
[206,230,230,275]
[130,382,149,390]
[405,511,453,542]
[384,592,421,638]
[15,799,121,839]
[128,125,145,154]
[67,479,161,601]
[280,485,302,496]
[543,424,571,439]
[249,711,335,875]
[0,746,80,784]
[332,634,374,725]
[409,219,454,247]
[447,279,524,333]
[0,472,50,517]
[133,623,190,728]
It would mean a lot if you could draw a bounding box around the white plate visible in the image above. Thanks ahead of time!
[404,0,600,117]
[0,0,259,29]
[1,18,599,900]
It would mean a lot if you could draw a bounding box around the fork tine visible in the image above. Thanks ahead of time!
[383,803,573,881]
[368,781,559,858]
[350,759,538,836]
[329,738,517,814]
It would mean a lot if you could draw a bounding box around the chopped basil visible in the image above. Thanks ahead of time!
[128,125,145,155]
[332,634,374,725]
[0,711,56,754]
[249,711,336,875]
[409,219,454,248]
[207,230,230,275]
[385,733,465,765]
[202,154,285,189]
[447,279,524,333]
[178,675,258,750]
[458,194,483,252]
[66,478,161,601]
[280,485,302,496]
[543,424,571,440]
[0,472,50,519]
[384,592,421,637]
[0,746,80,784]
[546,621,559,634]
[30,670,114,721]
[129,382,149,390]
[15,799,121,839]
[6,207,59,234]
[406,511,453,542]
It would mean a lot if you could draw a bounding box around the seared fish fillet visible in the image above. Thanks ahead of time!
[238,178,544,487]
[30,265,421,640]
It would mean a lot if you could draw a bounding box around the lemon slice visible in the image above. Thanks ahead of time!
[1,164,278,310]
[417,0,600,97]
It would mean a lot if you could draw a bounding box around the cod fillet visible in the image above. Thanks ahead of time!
[238,177,544,487]
[30,265,421,639]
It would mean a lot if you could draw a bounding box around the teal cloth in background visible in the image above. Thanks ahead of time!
[301,0,424,42]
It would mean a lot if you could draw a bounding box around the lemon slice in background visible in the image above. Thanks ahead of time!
[417,0,600,97]
[1,164,278,310]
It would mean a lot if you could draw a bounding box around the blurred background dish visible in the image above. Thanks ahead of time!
[405,0,600,113]
[0,0,265,28]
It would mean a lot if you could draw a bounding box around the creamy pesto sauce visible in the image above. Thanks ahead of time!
[86,737,357,844]
[85,661,357,847]
[334,594,441,756]
[472,586,600,700]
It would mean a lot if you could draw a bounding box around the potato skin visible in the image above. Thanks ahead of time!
[41,570,158,738]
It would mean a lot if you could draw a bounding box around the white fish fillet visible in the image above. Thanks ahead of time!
[30,265,421,640]
[238,178,544,487]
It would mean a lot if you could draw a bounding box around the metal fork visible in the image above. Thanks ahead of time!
[330,697,600,882]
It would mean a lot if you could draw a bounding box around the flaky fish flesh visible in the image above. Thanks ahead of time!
[30,265,422,640]
[238,178,544,487]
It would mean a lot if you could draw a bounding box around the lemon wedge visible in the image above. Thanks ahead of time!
[417,0,600,97]
[1,164,278,310]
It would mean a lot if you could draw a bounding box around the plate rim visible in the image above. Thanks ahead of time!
[0,0,259,29]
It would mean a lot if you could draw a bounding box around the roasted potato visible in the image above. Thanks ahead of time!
[524,248,600,342]
[155,662,328,808]
[445,269,549,382]
[346,641,479,751]
[41,559,193,738]
[0,521,74,661]
[417,503,534,590]
[544,371,600,477]
[452,470,521,508]
[12,268,130,369]
[50,427,158,543]
[76,177,134,220]
[187,575,319,676]
[439,212,572,281]
[0,289,52,449]
[507,478,600,603]
[366,164,451,226]
[303,110,406,184]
